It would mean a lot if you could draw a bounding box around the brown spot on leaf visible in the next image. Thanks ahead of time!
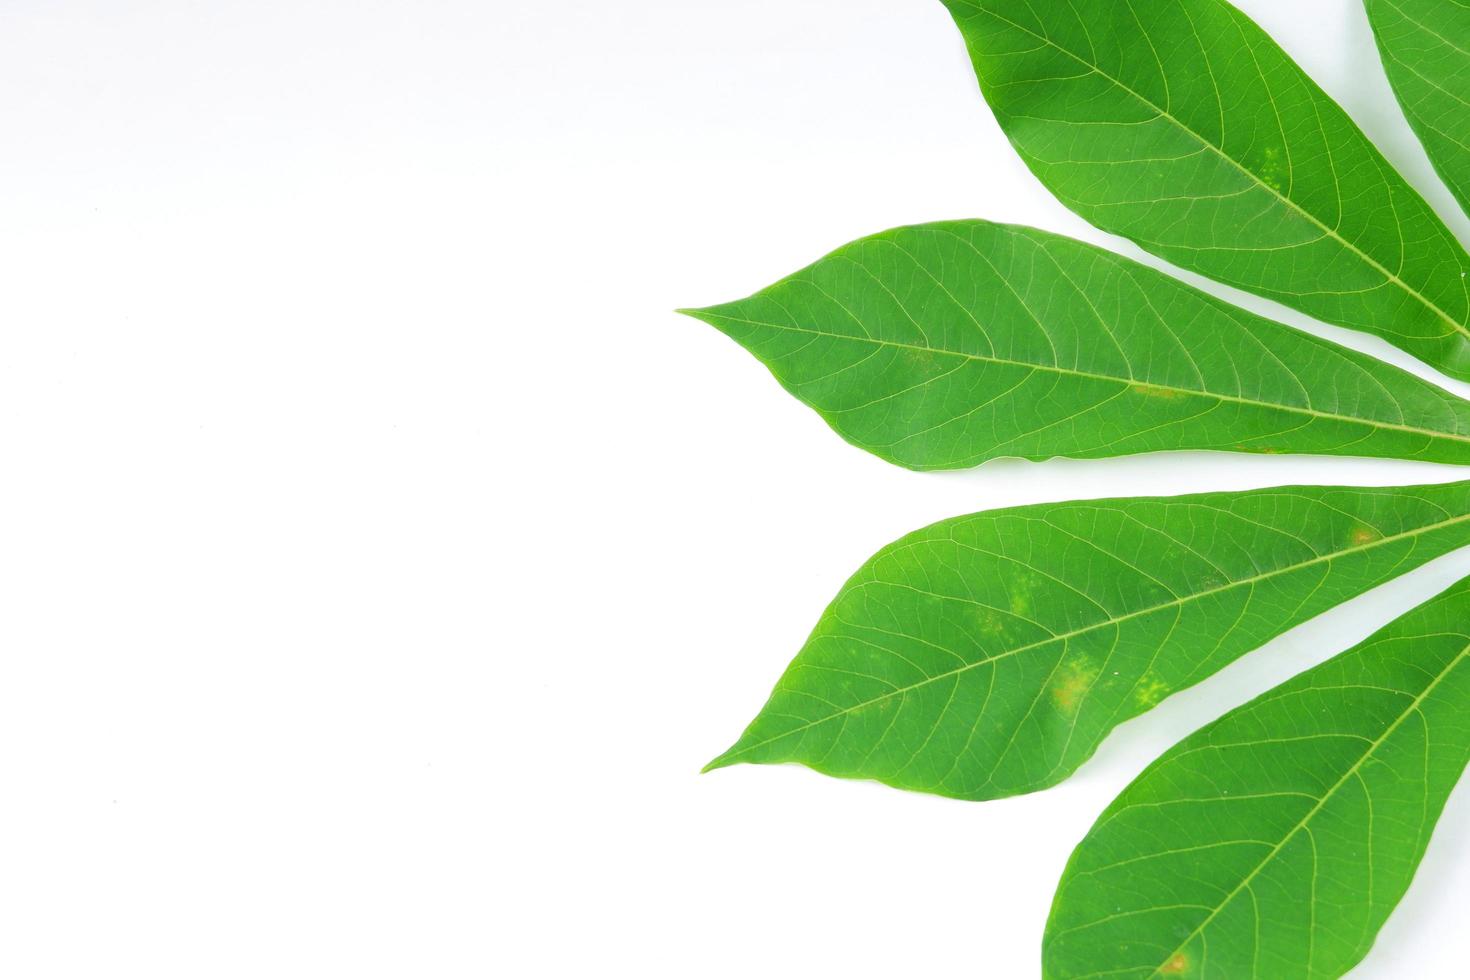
[1160,952,1188,974]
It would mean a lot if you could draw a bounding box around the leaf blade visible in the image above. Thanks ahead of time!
[686,221,1470,469]
[1366,0,1470,218]
[707,481,1470,800]
[940,0,1470,379]
[1044,575,1470,979]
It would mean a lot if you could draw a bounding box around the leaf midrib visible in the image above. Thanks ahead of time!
[967,2,1469,340]
[710,505,1470,768]
[1136,639,1470,979]
[699,310,1470,447]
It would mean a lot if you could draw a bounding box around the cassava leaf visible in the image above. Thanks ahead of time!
[683,221,1470,469]
[940,0,1470,380]
[1365,0,1470,218]
[1044,575,1470,980]
[706,481,1470,800]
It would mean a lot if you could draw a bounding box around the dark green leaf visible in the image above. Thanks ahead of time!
[706,481,1470,800]
[1044,574,1470,979]
[940,0,1470,379]
[1366,0,1470,217]
[684,221,1470,469]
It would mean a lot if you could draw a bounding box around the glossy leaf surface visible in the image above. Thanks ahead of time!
[706,481,1470,800]
[1045,576,1470,979]
[1366,0,1470,217]
[684,221,1470,469]
[941,0,1470,379]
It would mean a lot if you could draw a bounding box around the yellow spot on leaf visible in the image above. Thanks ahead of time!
[974,609,1006,636]
[1133,673,1171,709]
[1260,145,1286,192]
[1350,525,1382,545]
[902,348,938,371]
[1008,574,1038,617]
[1052,659,1099,715]
[1161,952,1188,974]
[1130,383,1186,401]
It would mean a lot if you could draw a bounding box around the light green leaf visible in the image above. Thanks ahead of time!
[706,481,1470,800]
[684,221,1470,469]
[1366,0,1470,218]
[940,0,1470,380]
[1043,575,1470,980]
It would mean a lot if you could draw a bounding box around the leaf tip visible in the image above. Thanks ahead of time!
[701,749,739,774]
[675,305,717,324]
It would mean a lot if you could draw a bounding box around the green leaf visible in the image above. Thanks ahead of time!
[1043,575,1470,980]
[1366,0,1470,218]
[684,221,1470,469]
[706,481,1470,800]
[940,0,1470,380]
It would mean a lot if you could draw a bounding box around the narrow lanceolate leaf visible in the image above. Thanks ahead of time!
[940,0,1470,380]
[683,221,1470,469]
[705,481,1470,801]
[1044,576,1470,980]
[1366,0,1470,217]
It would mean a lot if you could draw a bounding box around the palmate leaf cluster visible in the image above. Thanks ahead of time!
[685,1,1470,977]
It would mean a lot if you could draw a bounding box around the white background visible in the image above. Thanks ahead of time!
[3,0,1469,976]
